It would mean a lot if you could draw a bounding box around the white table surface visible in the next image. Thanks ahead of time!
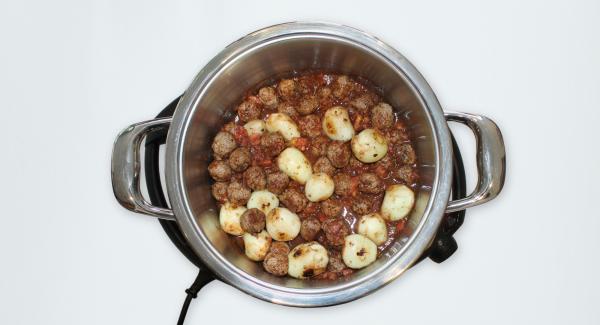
[1,0,599,324]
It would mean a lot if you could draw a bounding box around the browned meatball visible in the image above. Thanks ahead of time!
[208,160,232,182]
[228,147,251,172]
[332,75,353,99]
[258,87,278,110]
[307,135,328,158]
[277,102,298,118]
[240,208,266,233]
[386,127,409,144]
[313,157,335,175]
[299,114,322,138]
[318,87,333,106]
[211,182,228,202]
[327,251,346,272]
[263,253,288,276]
[266,171,289,194]
[227,181,251,206]
[243,166,266,190]
[237,96,261,122]
[212,131,237,158]
[395,143,417,165]
[326,141,351,168]
[270,241,290,255]
[371,102,394,129]
[350,94,375,112]
[358,173,384,194]
[348,156,365,169]
[300,217,321,241]
[333,174,352,196]
[278,79,298,100]
[322,218,350,247]
[395,165,418,184]
[260,132,285,157]
[321,199,342,218]
[297,95,318,115]
[352,196,372,215]
[374,154,392,170]
[279,188,308,213]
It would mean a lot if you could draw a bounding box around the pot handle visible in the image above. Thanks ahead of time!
[444,111,506,213]
[111,117,176,220]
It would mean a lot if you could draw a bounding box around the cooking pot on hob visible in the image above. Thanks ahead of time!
[111,22,506,308]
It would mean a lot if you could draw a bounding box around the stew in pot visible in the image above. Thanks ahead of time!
[208,72,419,280]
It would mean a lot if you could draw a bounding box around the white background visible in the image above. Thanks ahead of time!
[1,0,599,324]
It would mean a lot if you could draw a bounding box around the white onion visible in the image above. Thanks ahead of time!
[266,113,300,141]
[322,106,355,141]
[276,147,312,184]
[219,202,246,236]
[342,234,377,269]
[351,128,388,163]
[381,184,415,221]
[288,242,329,279]
[266,207,301,241]
[304,173,334,202]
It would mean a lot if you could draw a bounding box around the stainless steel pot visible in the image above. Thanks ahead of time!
[111,22,505,307]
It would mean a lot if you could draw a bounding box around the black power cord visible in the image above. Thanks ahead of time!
[177,269,214,325]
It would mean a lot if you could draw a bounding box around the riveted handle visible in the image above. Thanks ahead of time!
[111,117,175,220]
[444,112,506,213]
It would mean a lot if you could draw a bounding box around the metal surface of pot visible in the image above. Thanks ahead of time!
[111,22,505,307]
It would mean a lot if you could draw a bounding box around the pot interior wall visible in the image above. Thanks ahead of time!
[180,35,436,289]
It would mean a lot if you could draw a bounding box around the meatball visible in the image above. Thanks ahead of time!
[348,156,365,169]
[263,253,288,276]
[277,102,299,118]
[326,141,351,168]
[321,199,342,218]
[260,132,286,157]
[371,102,394,129]
[307,135,328,158]
[322,218,350,247]
[240,208,266,233]
[266,171,289,194]
[395,165,418,184]
[332,75,353,99]
[374,154,392,170]
[237,97,261,122]
[208,160,232,182]
[395,143,417,165]
[313,157,335,176]
[350,94,375,112]
[270,241,290,255]
[297,95,319,115]
[211,182,228,202]
[212,131,237,158]
[299,114,322,138]
[258,87,278,110]
[352,196,372,215]
[279,188,308,213]
[386,127,409,144]
[228,147,251,172]
[227,181,251,206]
[333,174,352,196]
[243,166,266,190]
[318,87,333,106]
[278,79,298,100]
[358,173,384,194]
[327,251,346,272]
[300,217,321,241]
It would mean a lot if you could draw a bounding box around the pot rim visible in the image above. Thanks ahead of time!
[165,21,453,307]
